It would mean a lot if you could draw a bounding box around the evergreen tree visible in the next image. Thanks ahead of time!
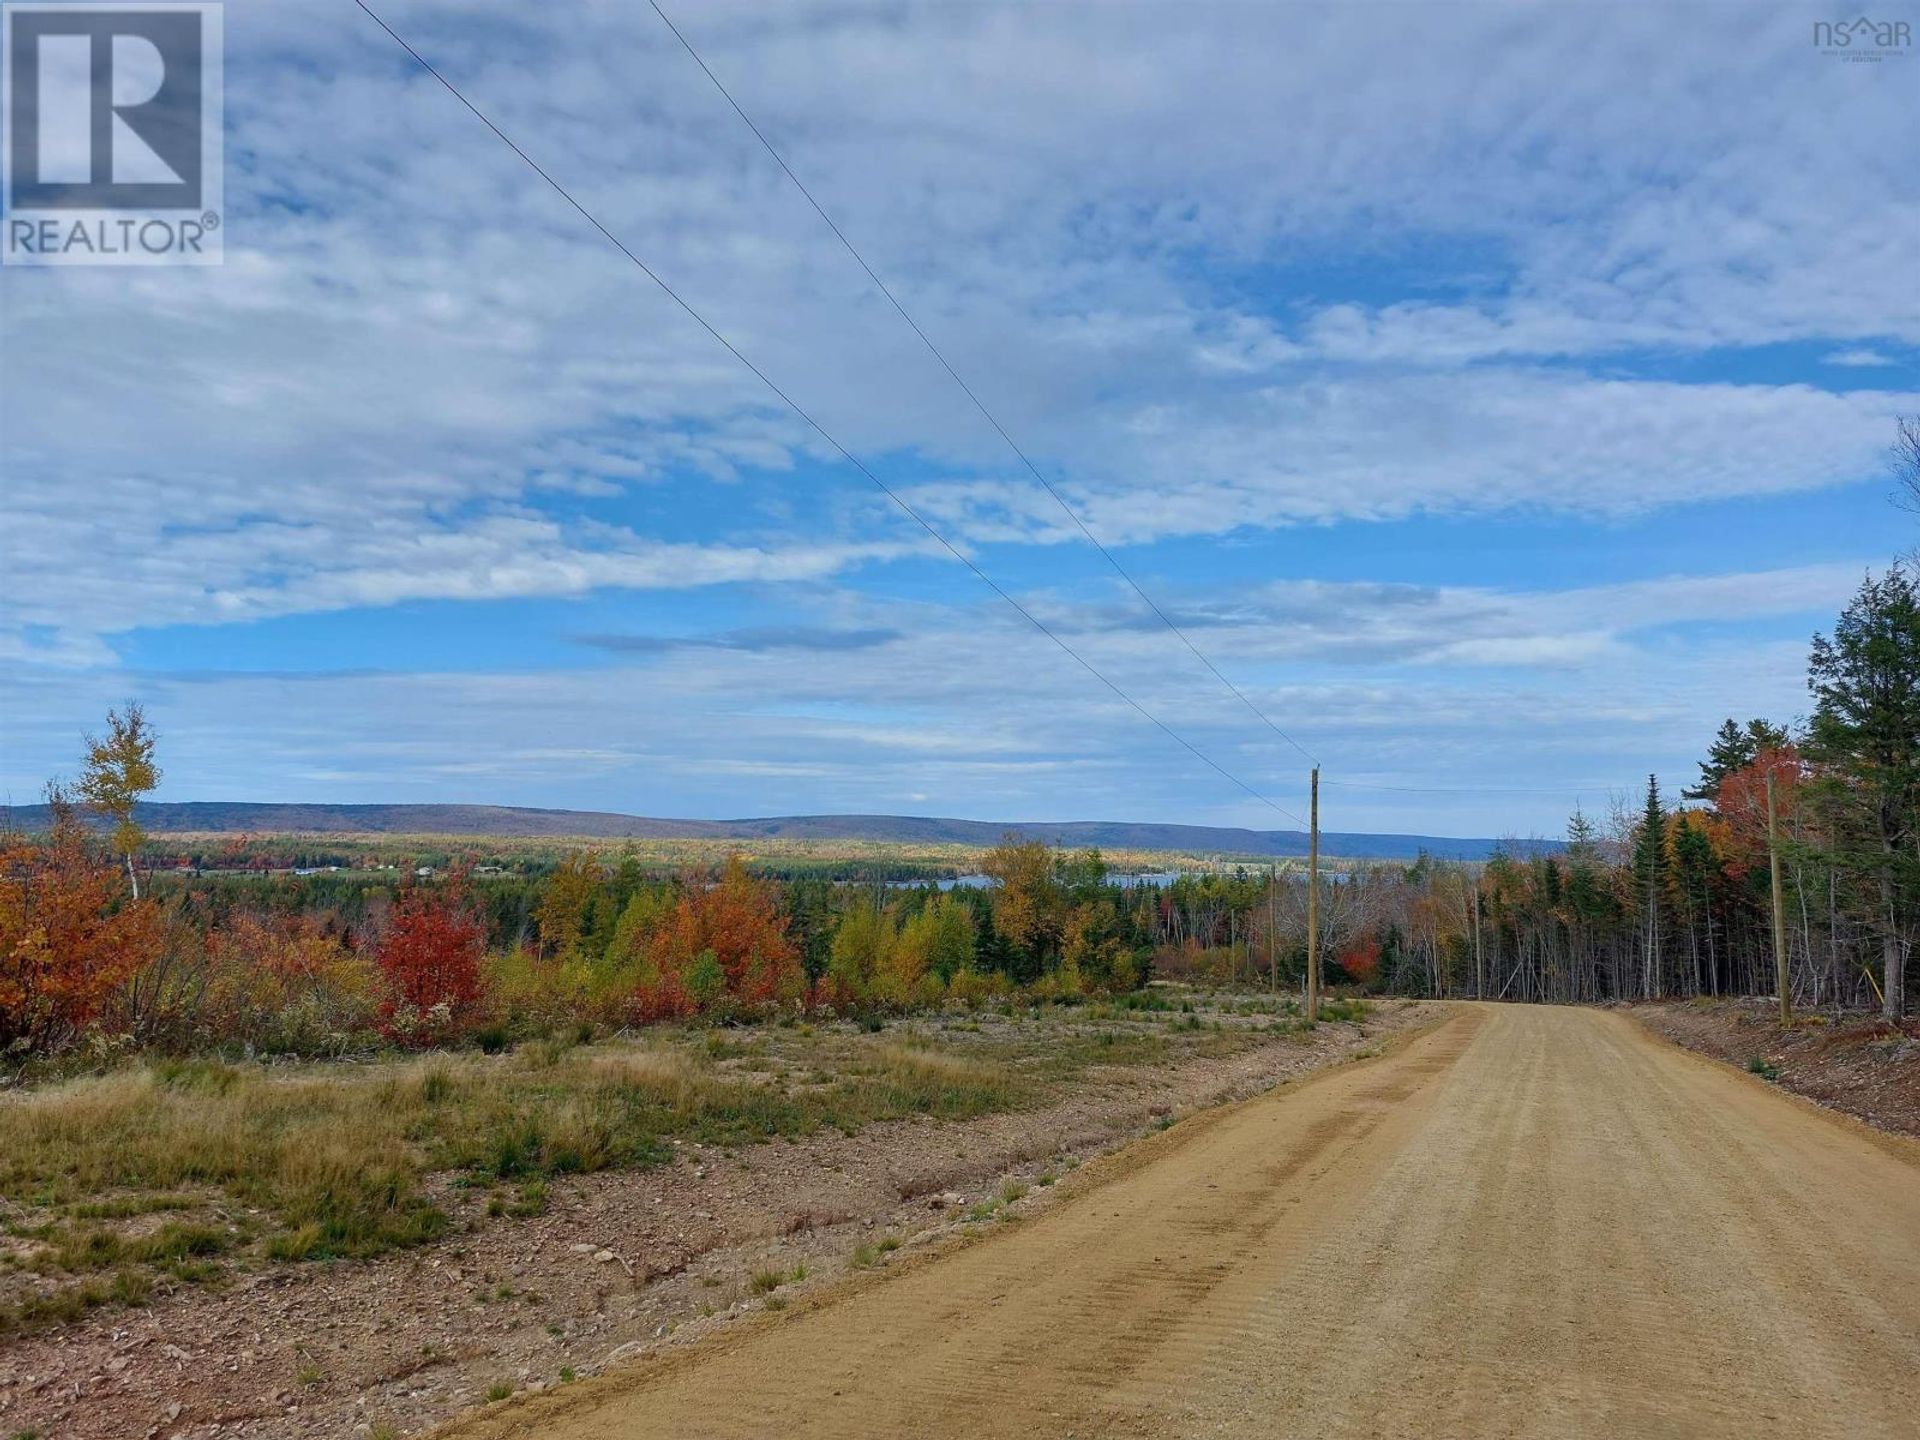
[609,852,646,910]
[1686,718,1791,802]
[1670,816,1720,996]
[1563,813,1613,995]
[1632,775,1669,997]
[971,900,1019,979]
[1806,566,1920,1018]
[779,876,835,984]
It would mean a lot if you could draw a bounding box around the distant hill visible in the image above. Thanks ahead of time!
[0,801,1556,861]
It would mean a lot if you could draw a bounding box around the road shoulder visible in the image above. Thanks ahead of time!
[1628,999,1920,1148]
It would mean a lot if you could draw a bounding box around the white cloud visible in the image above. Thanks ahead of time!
[1822,348,1897,368]
[1031,562,1866,679]
[908,376,1911,543]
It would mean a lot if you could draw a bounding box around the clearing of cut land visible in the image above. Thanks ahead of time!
[0,991,1421,1440]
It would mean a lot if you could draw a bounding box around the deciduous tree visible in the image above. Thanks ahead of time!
[1686,717,1790,802]
[535,850,600,959]
[981,838,1063,978]
[376,873,486,1046]
[76,702,161,899]
[0,793,161,1050]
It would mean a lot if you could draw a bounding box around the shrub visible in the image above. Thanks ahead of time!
[196,912,380,1056]
[376,876,487,1048]
[684,950,727,1012]
[944,965,998,1010]
[750,1261,806,1294]
[483,948,593,1037]
[1335,935,1383,987]
[632,861,804,1021]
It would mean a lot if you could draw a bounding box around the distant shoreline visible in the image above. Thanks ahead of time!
[0,800,1560,862]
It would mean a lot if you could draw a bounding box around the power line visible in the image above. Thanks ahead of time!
[643,10,1640,822]
[646,0,1320,771]
[350,0,1308,830]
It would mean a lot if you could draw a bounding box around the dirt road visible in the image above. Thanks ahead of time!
[451,1006,1920,1439]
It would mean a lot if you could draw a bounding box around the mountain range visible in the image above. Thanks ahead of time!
[1,802,1554,861]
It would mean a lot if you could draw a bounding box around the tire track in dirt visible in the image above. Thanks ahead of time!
[444,1005,1920,1440]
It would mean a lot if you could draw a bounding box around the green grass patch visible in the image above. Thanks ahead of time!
[1316,997,1372,1024]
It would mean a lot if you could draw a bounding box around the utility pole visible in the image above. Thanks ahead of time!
[1767,770,1790,1025]
[1468,873,1483,1000]
[1306,766,1321,1022]
[1268,863,1278,993]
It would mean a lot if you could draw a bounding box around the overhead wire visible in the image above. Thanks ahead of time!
[350,0,1309,829]
[642,5,1627,822]
[646,0,1320,771]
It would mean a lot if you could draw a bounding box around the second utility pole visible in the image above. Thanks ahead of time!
[1307,765,1321,1022]
[1767,769,1790,1025]
[1268,864,1278,993]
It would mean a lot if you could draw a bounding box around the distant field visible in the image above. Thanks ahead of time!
[134,829,1302,877]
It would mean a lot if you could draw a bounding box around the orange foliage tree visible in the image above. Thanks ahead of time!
[642,857,803,1019]
[1714,745,1804,873]
[0,798,161,1051]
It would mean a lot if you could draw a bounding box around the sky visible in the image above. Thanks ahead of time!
[2,0,1918,839]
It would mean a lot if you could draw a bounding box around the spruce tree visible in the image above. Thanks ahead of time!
[1632,774,1668,998]
[1686,717,1791,801]
[1807,566,1920,1018]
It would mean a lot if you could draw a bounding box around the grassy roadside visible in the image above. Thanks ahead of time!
[0,990,1352,1337]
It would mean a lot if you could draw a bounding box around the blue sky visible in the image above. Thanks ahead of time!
[2,0,1917,837]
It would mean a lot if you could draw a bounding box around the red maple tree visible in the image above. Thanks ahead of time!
[375,872,486,1046]
[1714,745,1804,875]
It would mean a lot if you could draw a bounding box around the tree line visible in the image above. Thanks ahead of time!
[2,729,1180,1056]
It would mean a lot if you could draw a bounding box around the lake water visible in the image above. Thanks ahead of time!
[887,871,1189,891]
